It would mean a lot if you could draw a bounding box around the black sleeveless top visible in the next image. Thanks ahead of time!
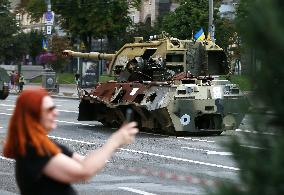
[16,142,77,195]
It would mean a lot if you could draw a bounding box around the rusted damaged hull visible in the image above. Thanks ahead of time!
[78,80,248,135]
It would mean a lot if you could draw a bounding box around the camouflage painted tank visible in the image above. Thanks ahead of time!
[0,67,9,100]
[63,33,247,135]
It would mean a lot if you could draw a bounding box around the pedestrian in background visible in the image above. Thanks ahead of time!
[18,75,25,92]
[3,88,138,195]
[9,70,16,90]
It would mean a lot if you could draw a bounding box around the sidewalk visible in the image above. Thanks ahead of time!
[10,83,79,99]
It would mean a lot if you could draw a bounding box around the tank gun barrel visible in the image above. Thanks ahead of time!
[62,50,115,61]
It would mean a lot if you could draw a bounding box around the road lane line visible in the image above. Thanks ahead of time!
[55,120,98,126]
[240,144,267,150]
[118,187,157,195]
[0,156,15,162]
[0,104,15,108]
[236,128,275,135]
[52,99,70,102]
[0,121,239,170]
[48,135,97,145]
[5,108,78,114]
[49,135,238,170]
[0,113,12,116]
[181,147,232,156]
[57,109,79,113]
[177,137,215,143]
[120,148,239,171]
[0,113,98,126]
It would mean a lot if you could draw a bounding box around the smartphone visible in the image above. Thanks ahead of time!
[125,108,133,122]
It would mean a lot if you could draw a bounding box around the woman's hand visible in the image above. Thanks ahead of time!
[109,122,139,148]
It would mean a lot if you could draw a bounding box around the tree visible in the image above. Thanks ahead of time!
[209,0,284,194]
[50,34,71,72]
[21,0,141,52]
[0,0,23,64]
[158,0,234,55]
[27,30,45,65]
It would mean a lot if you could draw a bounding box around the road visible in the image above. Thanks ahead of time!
[0,94,273,195]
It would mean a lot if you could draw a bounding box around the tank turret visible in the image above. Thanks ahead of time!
[63,33,228,80]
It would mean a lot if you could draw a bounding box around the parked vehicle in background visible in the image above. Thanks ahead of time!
[0,67,10,100]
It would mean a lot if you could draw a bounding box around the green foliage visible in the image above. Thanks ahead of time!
[161,0,209,39]
[99,75,115,82]
[50,35,71,72]
[158,0,236,57]
[28,30,45,64]
[0,0,22,63]
[51,0,133,51]
[25,0,46,22]
[21,0,140,52]
[210,1,284,195]
[230,75,252,91]
[57,73,74,84]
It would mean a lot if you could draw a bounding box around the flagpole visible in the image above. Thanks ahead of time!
[208,0,215,42]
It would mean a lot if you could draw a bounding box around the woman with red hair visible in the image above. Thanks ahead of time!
[3,88,138,195]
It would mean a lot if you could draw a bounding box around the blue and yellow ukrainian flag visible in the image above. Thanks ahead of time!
[42,39,48,50]
[194,28,205,41]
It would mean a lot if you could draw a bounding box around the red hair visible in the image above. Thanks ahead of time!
[3,88,60,159]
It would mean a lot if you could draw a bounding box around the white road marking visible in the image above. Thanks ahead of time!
[49,135,239,170]
[0,118,239,170]
[119,148,238,170]
[57,109,78,113]
[177,137,215,143]
[48,135,97,145]
[118,187,157,195]
[181,147,232,156]
[2,100,14,102]
[0,156,15,162]
[0,113,97,126]
[5,108,78,113]
[0,113,12,116]
[0,104,15,108]
[1,103,62,108]
[235,129,275,135]
[55,120,97,126]
[240,144,266,150]
[52,99,69,102]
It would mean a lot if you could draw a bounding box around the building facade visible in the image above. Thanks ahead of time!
[129,0,179,26]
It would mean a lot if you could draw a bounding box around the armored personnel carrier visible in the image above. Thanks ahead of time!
[63,33,247,135]
[0,67,9,100]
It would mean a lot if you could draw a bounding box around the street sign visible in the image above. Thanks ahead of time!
[46,25,52,35]
[44,11,54,25]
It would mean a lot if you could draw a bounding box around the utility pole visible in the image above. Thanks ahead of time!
[208,0,215,42]
[45,0,54,53]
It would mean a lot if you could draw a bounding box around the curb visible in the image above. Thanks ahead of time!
[9,91,79,100]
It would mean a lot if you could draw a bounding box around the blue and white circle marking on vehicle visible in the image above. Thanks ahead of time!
[47,78,54,85]
[180,114,191,125]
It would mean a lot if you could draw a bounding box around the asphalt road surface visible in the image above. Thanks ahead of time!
[0,94,274,195]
